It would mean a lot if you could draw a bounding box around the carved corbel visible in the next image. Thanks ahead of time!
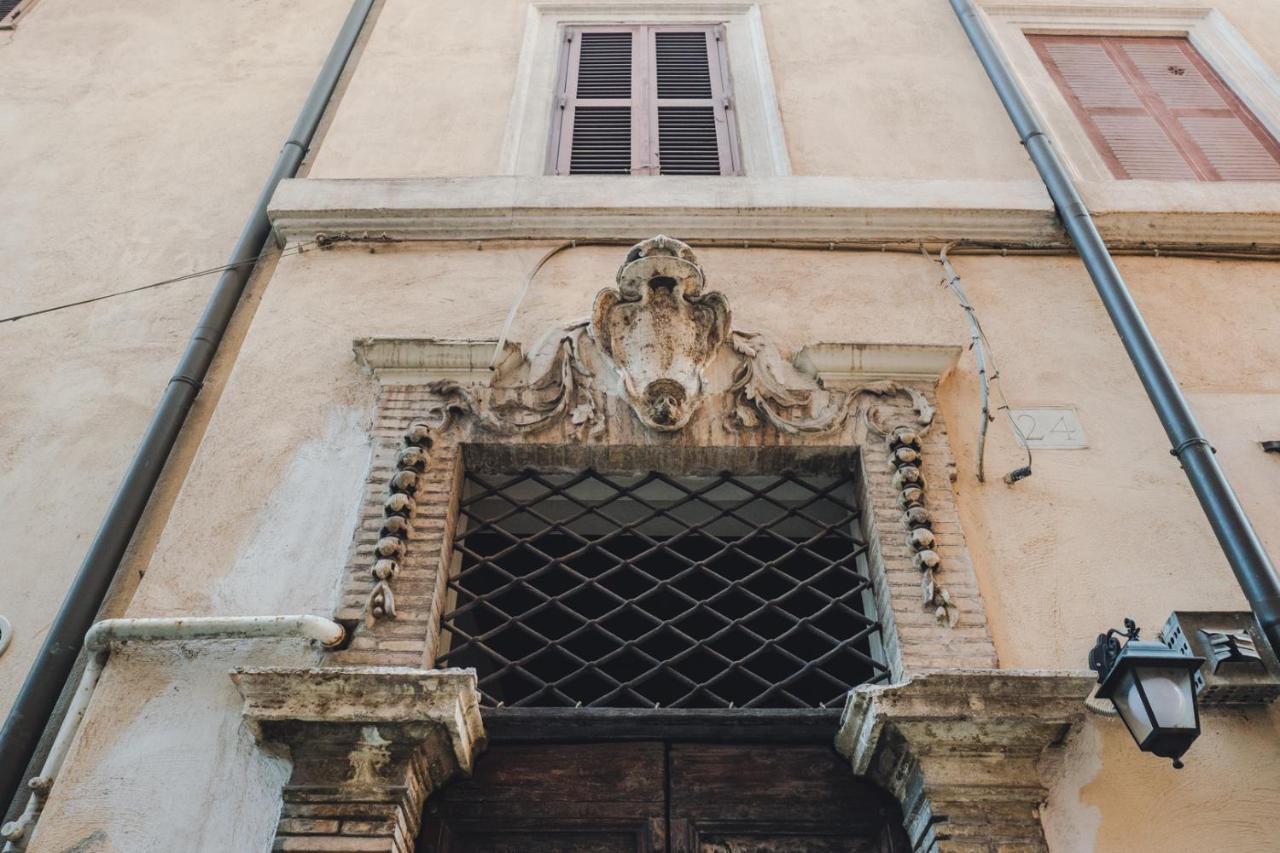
[233,666,485,853]
[836,671,1094,853]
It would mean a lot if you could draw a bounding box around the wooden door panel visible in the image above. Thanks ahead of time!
[433,827,657,853]
[422,742,909,853]
[668,744,909,852]
[420,743,665,853]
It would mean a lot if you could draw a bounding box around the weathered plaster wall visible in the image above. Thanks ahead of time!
[306,0,1280,182]
[36,242,1280,849]
[11,0,1280,849]
[1043,704,1280,852]
[0,0,355,719]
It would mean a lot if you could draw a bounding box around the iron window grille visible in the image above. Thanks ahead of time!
[437,467,887,710]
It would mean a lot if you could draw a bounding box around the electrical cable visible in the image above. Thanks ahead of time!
[0,240,317,325]
[490,241,577,370]
[923,243,1033,484]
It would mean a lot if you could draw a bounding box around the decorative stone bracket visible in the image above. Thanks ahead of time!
[232,667,485,853]
[836,670,1095,853]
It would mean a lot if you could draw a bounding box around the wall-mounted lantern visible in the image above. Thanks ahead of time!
[1089,618,1204,768]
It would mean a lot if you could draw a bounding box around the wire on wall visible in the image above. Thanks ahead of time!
[923,243,1032,484]
[0,241,317,326]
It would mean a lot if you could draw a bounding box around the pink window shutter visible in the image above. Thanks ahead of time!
[1032,35,1280,181]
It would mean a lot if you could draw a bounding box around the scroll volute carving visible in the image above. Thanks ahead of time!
[591,235,731,431]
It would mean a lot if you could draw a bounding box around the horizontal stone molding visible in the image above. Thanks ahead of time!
[836,669,1096,853]
[354,336,962,386]
[268,176,1280,249]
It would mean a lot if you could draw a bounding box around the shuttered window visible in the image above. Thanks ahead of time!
[551,25,740,176]
[1031,35,1280,181]
[0,0,32,25]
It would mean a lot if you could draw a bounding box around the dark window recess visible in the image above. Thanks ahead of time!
[437,469,887,710]
[418,742,910,852]
[551,24,739,175]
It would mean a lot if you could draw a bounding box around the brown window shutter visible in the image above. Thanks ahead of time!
[0,0,25,23]
[649,26,738,175]
[553,27,644,175]
[1031,35,1280,181]
[552,24,739,176]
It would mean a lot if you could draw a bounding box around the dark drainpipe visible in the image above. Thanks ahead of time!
[948,0,1280,653]
[0,0,377,814]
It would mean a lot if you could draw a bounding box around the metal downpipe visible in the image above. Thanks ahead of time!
[0,0,376,815]
[948,0,1280,652]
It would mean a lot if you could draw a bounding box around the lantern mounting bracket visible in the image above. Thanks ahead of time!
[1089,617,1140,683]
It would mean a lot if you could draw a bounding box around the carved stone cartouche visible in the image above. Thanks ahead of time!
[590,235,731,430]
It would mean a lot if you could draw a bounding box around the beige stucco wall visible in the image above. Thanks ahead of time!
[9,0,1280,850]
[306,0,1280,181]
[33,242,1280,850]
[0,0,354,720]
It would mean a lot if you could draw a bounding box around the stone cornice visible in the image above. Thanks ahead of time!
[271,176,1060,245]
[269,176,1280,250]
[232,666,485,772]
[353,336,962,386]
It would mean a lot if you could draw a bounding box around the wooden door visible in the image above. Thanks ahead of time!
[419,742,666,853]
[419,742,908,853]
[667,744,906,853]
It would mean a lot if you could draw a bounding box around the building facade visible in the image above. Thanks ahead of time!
[3,1,1280,851]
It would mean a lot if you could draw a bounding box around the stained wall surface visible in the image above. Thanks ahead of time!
[0,0,354,718]
[7,0,1280,851]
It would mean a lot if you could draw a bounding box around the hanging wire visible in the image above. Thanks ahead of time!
[489,241,578,370]
[0,240,317,325]
[923,243,1033,484]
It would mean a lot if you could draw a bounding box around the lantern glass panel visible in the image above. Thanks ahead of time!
[1111,669,1154,744]
[1135,665,1198,730]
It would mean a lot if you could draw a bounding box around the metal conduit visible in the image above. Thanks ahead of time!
[1,616,345,851]
[0,0,377,815]
[949,0,1280,653]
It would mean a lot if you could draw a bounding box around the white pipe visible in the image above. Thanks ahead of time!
[1,615,344,852]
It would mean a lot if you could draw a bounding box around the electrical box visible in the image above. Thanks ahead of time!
[1161,611,1280,705]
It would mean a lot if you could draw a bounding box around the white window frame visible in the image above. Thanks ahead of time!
[501,1,790,177]
[0,0,42,29]
[980,4,1280,183]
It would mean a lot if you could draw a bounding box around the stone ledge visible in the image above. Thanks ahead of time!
[268,176,1280,249]
[836,670,1095,853]
[353,336,962,386]
[268,176,1060,245]
[233,667,486,853]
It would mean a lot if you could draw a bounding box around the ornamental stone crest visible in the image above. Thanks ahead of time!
[422,235,932,438]
[592,235,731,430]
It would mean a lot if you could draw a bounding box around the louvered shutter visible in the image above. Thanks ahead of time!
[552,24,739,176]
[649,26,737,175]
[554,28,643,175]
[0,0,26,23]
[1031,35,1280,181]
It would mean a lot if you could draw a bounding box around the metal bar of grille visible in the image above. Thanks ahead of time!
[438,468,888,709]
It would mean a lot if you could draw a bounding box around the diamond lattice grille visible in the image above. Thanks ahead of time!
[437,468,887,709]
